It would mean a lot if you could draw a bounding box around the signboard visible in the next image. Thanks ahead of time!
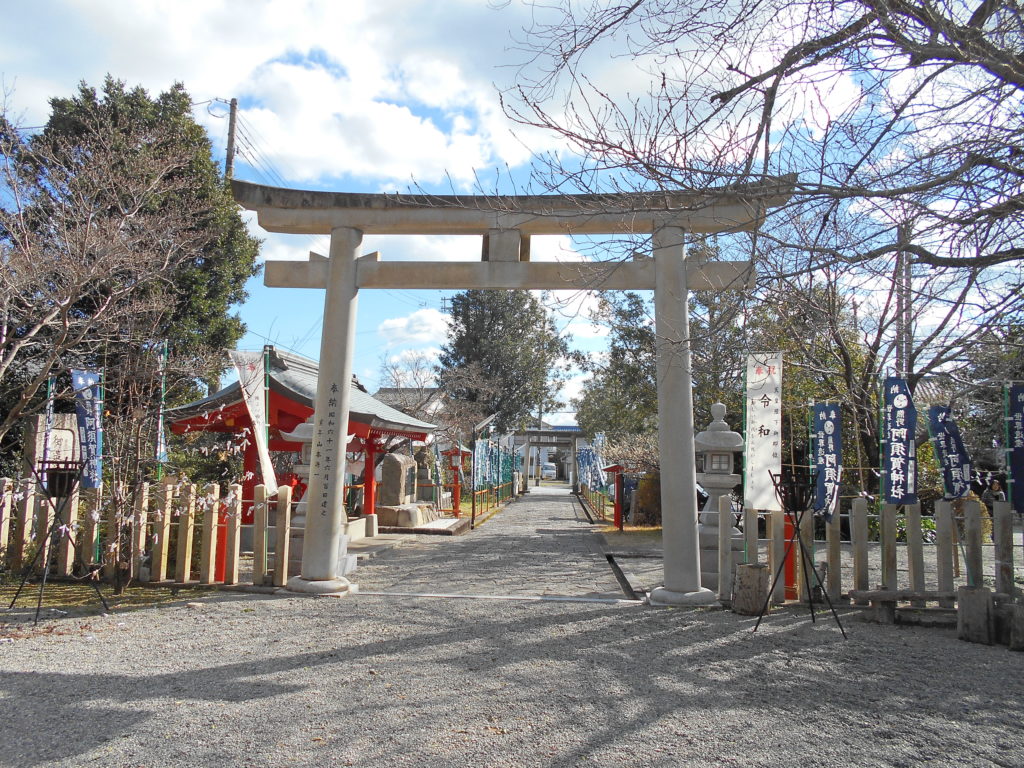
[744,352,782,511]
[882,377,917,504]
[812,403,842,521]
[71,369,103,489]
[229,350,278,494]
[1008,385,1024,515]
[927,406,972,499]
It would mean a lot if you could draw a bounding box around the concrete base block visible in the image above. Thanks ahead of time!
[362,513,378,538]
[345,516,367,542]
[338,553,358,576]
[649,586,718,606]
[375,503,441,528]
[285,575,354,595]
[957,586,994,644]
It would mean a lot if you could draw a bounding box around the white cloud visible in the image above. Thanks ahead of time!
[3,0,572,190]
[377,308,450,347]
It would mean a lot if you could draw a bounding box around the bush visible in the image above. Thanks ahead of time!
[633,472,662,526]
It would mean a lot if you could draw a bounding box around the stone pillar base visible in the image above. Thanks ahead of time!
[285,575,355,596]
[649,586,718,606]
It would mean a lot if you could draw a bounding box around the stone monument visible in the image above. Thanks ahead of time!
[378,453,417,506]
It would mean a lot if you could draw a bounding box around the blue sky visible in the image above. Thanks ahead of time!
[3,0,616,423]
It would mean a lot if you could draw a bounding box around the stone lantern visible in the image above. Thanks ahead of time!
[695,403,744,591]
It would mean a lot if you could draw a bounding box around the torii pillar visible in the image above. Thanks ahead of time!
[233,178,793,600]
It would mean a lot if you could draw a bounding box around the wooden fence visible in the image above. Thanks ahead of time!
[0,477,297,588]
[578,484,610,521]
[719,496,1020,615]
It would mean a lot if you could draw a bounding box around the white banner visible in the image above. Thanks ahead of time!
[744,352,783,511]
[229,350,278,494]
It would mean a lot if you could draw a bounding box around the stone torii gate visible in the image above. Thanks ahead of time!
[232,179,792,603]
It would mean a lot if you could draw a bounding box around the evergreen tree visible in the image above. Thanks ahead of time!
[39,76,260,361]
[438,290,570,433]
[0,77,260,474]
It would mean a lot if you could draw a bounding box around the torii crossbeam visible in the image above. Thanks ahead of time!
[233,178,794,602]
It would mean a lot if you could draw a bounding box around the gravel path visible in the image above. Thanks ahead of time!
[3,489,1023,768]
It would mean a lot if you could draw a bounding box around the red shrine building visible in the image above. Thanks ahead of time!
[167,347,435,521]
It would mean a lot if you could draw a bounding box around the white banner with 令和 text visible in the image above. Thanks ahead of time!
[744,353,782,511]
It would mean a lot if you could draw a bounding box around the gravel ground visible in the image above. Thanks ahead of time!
[2,491,1023,768]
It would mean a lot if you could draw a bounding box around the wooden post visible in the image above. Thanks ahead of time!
[35,487,56,577]
[0,478,12,568]
[80,487,102,569]
[130,483,150,581]
[1009,604,1024,652]
[56,485,81,578]
[905,503,925,607]
[224,483,242,585]
[881,503,898,590]
[797,506,815,603]
[174,483,197,584]
[826,504,842,602]
[718,495,734,604]
[769,508,785,605]
[273,486,292,587]
[957,586,993,645]
[11,478,36,572]
[151,483,174,582]
[743,507,758,564]
[102,484,124,580]
[732,563,770,615]
[851,498,869,605]
[252,484,268,586]
[199,484,220,584]
[993,501,1014,598]
[613,472,623,530]
[935,500,955,608]
[963,499,983,588]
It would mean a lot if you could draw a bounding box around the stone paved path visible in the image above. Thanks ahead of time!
[354,486,631,599]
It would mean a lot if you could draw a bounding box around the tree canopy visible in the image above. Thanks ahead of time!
[0,77,260,473]
[438,290,570,433]
[503,0,1023,479]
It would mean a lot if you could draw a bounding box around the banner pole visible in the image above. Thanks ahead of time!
[263,345,272,456]
[97,369,105,485]
[156,340,169,481]
[41,374,55,488]
[1005,384,1012,508]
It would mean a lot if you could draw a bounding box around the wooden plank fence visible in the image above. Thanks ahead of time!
[723,497,1021,618]
[0,478,295,589]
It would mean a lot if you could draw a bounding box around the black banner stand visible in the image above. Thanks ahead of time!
[753,468,846,638]
[6,459,109,624]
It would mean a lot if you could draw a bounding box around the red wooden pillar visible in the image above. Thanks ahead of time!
[444,448,462,518]
[603,464,624,531]
[216,439,259,581]
[451,470,461,518]
[215,498,228,583]
[784,515,797,599]
[242,440,258,524]
[615,473,624,530]
[364,439,377,517]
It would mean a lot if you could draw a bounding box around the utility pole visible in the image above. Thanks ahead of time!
[224,97,238,180]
